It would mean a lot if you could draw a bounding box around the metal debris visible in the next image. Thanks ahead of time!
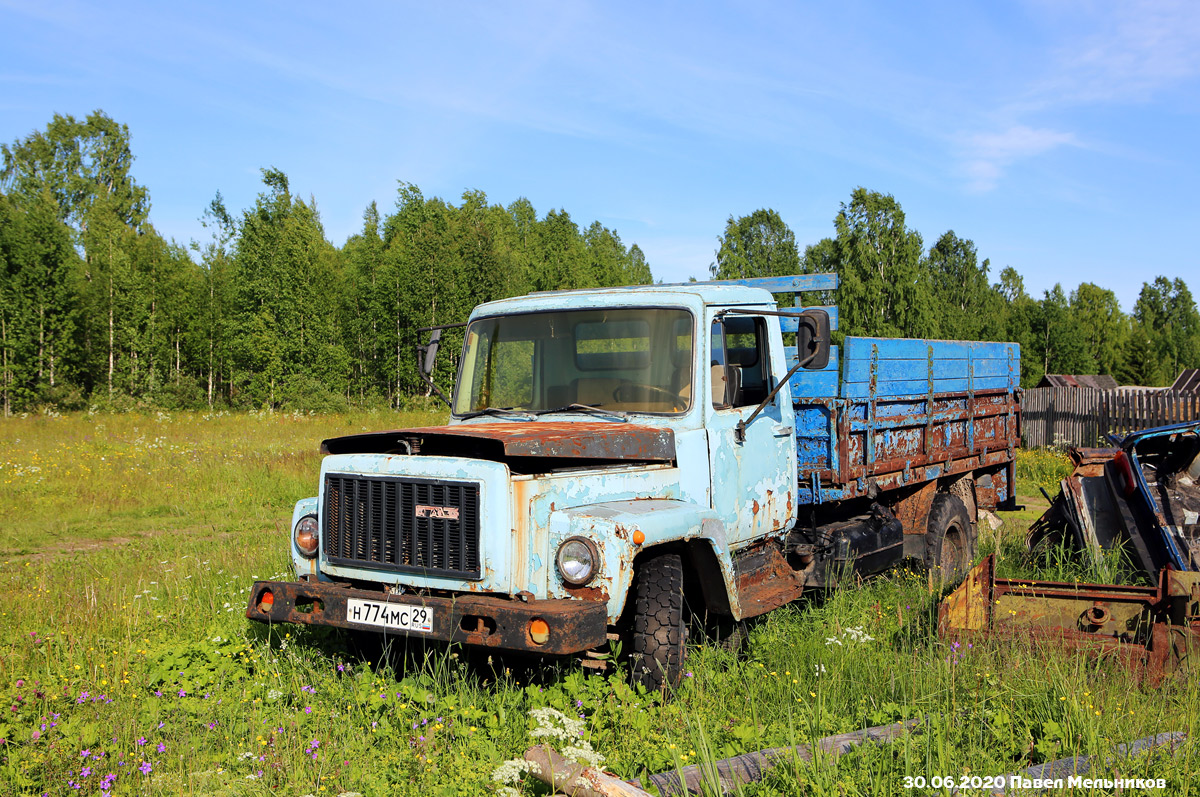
[938,555,1200,685]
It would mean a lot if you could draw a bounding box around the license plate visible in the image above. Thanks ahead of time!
[345,598,433,633]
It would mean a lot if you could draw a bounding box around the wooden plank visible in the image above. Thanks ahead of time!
[841,376,1014,399]
[843,357,1013,383]
[645,718,923,797]
[778,306,840,333]
[843,337,1015,362]
[525,745,652,796]
[679,273,838,293]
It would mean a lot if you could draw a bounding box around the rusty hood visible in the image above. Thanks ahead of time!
[321,421,676,462]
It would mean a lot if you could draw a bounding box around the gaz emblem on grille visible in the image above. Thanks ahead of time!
[415,504,459,520]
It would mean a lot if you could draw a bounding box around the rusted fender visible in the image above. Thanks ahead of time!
[939,555,1200,685]
[545,499,737,621]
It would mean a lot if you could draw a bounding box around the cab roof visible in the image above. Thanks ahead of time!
[470,283,776,319]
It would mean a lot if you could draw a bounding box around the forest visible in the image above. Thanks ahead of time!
[2,110,1198,415]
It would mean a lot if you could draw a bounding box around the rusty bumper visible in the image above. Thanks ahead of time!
[246,580,608,656]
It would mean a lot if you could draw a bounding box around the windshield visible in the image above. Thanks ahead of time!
[453,308,694,416]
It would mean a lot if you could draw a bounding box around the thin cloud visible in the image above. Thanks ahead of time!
[961,125,1079,192]
[998,0,1200,118]
[952,1,1199,191]
[1038,0,1200,105]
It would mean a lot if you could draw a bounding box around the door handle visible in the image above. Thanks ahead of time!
[772,424,793,437]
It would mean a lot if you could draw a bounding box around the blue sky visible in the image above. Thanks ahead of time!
[2,0,1198,311]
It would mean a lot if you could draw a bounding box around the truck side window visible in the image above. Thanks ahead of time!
[711,316,770,409]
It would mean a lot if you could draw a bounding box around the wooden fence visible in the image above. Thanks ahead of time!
[1021,388,1200,448]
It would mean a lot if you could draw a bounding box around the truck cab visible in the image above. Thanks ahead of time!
[248,275,1020,690]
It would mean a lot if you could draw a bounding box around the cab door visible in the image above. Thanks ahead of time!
[705,310,797,546]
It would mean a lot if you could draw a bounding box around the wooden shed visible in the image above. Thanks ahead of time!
[1036,374,1119,390]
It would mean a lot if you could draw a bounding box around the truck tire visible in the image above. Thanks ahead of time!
[925,493,976,586]
[629,553,687,692]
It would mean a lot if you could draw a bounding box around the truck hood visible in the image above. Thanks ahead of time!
[320,421,676,464]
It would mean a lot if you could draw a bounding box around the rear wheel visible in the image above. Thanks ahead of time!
[925,493,976,586]
[628,553,687,692]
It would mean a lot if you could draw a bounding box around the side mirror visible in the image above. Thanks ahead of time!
[797,309,830,370]
[420,328,442,376]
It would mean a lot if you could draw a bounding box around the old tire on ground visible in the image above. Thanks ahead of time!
[925,493,976,586]
[629,553,687,692]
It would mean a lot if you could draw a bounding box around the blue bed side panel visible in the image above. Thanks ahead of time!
[788,345,840,472]
[786,344,840,399]
[787,337,1021,476]
[795,402,835,471]
[840,338,1020,399]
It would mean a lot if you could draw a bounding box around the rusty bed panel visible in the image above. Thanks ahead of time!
[795,388,1019,507]
[938,555,1200,685]
[321,422,676,461]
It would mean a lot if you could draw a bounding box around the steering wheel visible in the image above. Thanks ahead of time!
[613,383,687,411]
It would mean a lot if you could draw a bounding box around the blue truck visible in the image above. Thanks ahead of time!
[247,274,1020,690]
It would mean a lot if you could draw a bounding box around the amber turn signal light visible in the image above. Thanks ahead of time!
[529,618,550,645]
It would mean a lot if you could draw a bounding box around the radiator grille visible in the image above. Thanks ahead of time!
[323,474,481,579]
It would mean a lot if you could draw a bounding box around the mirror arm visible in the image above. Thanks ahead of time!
[735,350,816,443]
[417,369,453,409]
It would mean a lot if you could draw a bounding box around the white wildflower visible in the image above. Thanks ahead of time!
[844,626,875,643]
[825,626,875,646]
[529,707,585,743]
[563,744,605,767]
[491,757,541,797]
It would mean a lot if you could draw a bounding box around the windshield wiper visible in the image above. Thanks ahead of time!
[459,406,536,420]
[533,403,631,422]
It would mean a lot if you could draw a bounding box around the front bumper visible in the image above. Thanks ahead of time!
[245,580,608,656]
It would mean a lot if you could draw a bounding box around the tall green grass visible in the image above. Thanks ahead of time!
[0,408,445,554]
[1,417,1195,795]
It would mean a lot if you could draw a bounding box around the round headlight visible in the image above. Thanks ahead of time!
[295,515,319,558]
[556,536,599,587]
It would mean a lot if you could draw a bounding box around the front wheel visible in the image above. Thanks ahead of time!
[925,493,977,586]
[628,553,687,692]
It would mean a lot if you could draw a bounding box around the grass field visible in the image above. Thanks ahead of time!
[1,411,1196,796]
